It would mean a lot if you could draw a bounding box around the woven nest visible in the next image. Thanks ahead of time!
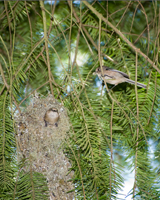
[15,94,74,200]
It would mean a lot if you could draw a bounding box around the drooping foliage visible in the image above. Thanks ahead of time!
[0,1,160,199]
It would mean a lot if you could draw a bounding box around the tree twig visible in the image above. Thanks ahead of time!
[83,1,160,73]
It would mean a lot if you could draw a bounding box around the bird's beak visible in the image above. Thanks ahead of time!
[93,72,97,75]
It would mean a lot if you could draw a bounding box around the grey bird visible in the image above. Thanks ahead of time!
[93,66,146,91]
[44,108,59,127]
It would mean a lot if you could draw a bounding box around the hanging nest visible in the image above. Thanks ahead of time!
[15,94,74,200]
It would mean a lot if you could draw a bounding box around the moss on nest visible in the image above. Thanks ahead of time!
[15,94,74,200]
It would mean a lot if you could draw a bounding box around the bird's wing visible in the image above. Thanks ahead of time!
[102,66,129,79]
[103,74,114,79]
[111,69,129,79]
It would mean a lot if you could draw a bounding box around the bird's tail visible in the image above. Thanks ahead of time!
[125,79,146,89]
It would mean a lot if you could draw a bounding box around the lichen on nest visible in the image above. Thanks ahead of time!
[14,94,74,200]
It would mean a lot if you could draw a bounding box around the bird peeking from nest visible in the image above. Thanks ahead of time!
[93,66,146,92]
[44,108,59,127]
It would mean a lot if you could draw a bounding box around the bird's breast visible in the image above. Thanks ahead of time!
[48,111,58,118]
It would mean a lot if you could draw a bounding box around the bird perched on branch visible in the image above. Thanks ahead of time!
[93,66,146,91]
[44,108,59,127]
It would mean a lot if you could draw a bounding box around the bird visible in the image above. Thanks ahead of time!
[44,108,59,127]
[93,66,146,91]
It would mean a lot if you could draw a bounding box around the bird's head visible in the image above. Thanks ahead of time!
[93,66,111,75]
[49,108,58,113]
